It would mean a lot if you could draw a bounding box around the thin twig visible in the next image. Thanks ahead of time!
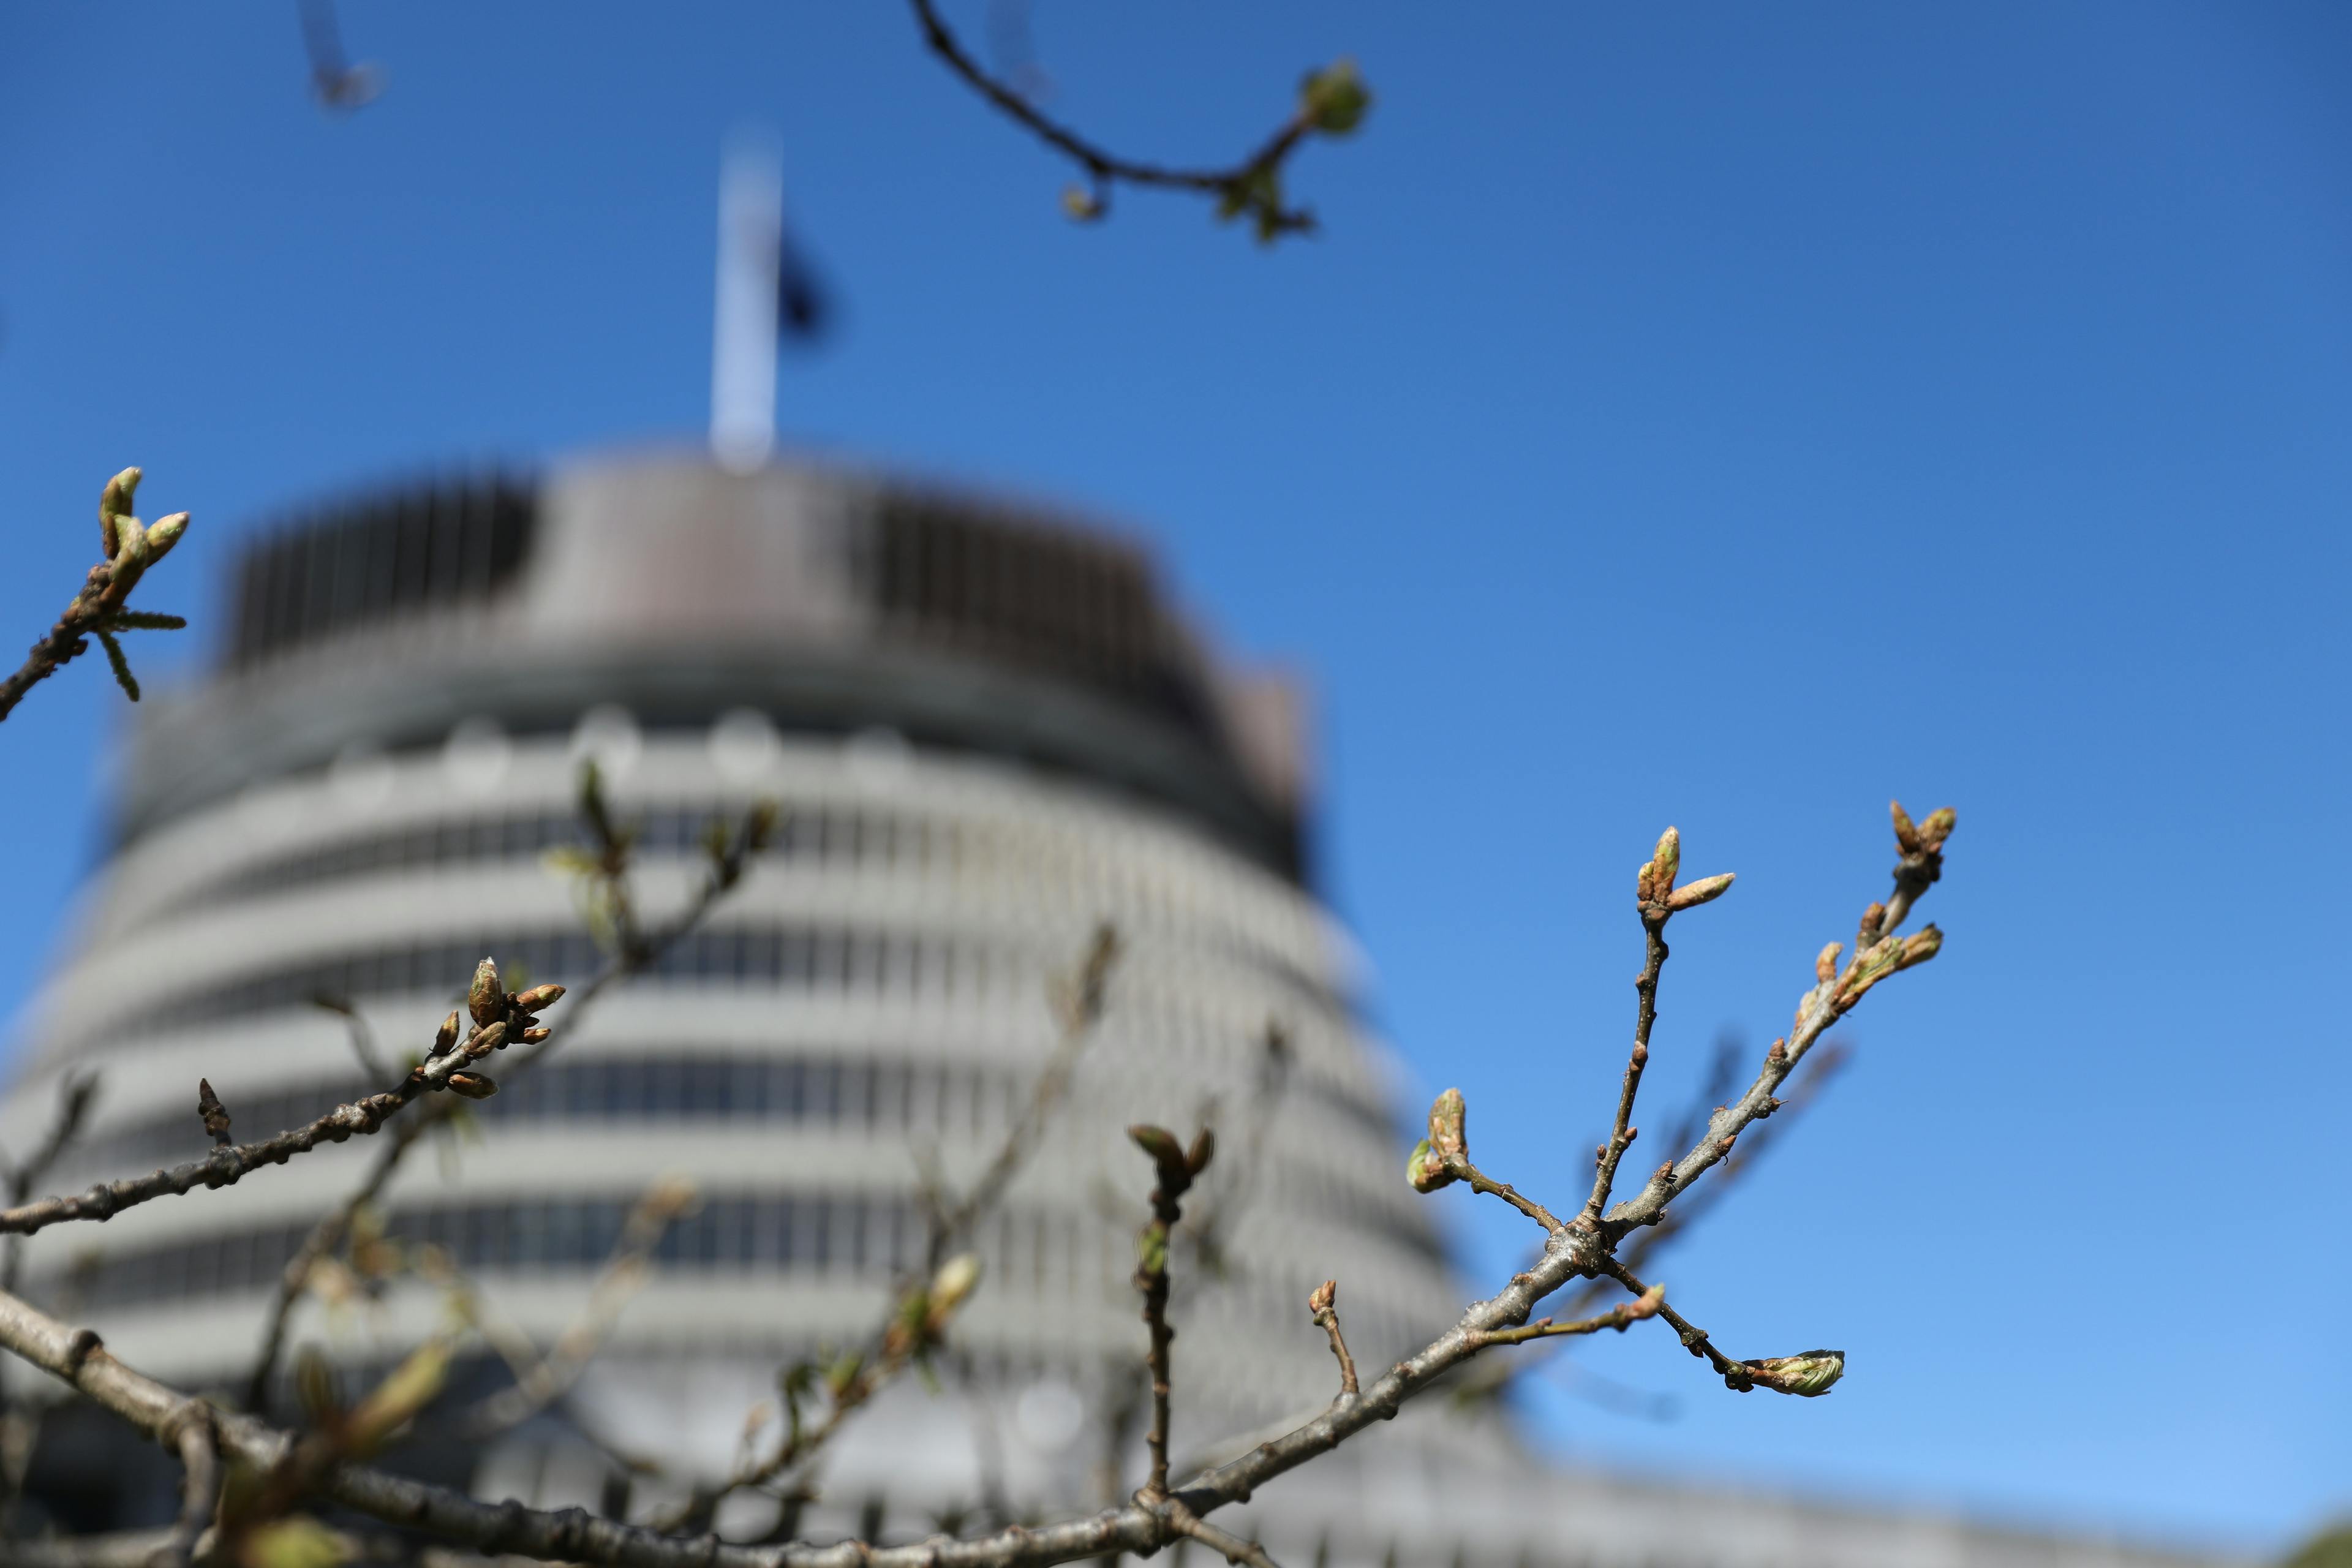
[154,1402,219,1568]
[0,469,189,724]
[905,0,1363,239]
[1128,1125,1212,1502]
[1464,1283,1664,1350]
[452,1179,695,1439]
[0,1013,523,1239]
[1164,1496,1281,1568]
[1305,1281,1355,1398]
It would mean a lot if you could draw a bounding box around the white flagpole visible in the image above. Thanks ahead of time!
[710,134,782,473]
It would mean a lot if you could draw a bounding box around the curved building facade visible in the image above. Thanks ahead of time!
[1,451,2247,1568]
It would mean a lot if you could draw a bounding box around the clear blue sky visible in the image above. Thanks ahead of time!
[2,4,2345,1555]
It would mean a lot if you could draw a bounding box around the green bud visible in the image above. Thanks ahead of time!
[1648,827,1680,898]
[143,511,190,562]
[1061,184,1104,222]
[1406,1137,1455,1194]
[1918,806,1957,850]
[99,467,141,559]
[510,983,566,1014]
[1136,1224,1169,1276]
[1890,801,1921,854]
[467,957,504,1028]
[1899,925,1943,968]
[1745,1349,1845,1396]
[1298,58,1371,135]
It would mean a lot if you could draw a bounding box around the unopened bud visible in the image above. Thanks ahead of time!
[1666,872,1735,912]
[1128,1124,1185,1170]
[510,983,565,1013]
[745,799,781,852]
[1900,925,1943,968]
[1890,801,1921,853]
[1186,1126,1216,1177]
[430,1011,461,1058]
[929,1253,983,1318]
[467,958,504,1027]
[1815,942,1843,984]
[1061,184,1104,221]
[518,1026,551,1044]
[143,511,189,561]
[99,467,141,559]
[1308,1280,1337,1317]
[1427,1088,1468,1164]
[1858,902,1887,944]
[1918,807,1956,850]
[1406,1138,1456,1194]
[470,1020,508,1055]
[1648,827,1681,898]
[445,1071,497,1100]
[1744,1349,1845,1396]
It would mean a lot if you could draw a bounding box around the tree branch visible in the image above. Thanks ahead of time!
[0,469,189,724]
[905,0,1370,241]
[1305,1281,1356,1398]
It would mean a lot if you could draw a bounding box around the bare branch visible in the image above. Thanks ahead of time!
[1165,1496,1283,1568]
[1464,1283,1665,1350]
[1602,807,1951,1241]
[906,0,1370,241]
[154,1401,219,1568]
[1127,1123,1215,1500]
[312,994,390,1081]
[453,1178,696,1439]
[0,469,190,724]
[1305,1281,1356,1398]
[0,1005,537,1238]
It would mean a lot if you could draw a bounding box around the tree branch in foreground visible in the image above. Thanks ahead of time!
[0,805,1951,1567]
[907,0,1371,242]
[0,468,190,723]
[243,782,777,1411]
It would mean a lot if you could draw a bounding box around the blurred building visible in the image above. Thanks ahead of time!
[0,452,2244,1568]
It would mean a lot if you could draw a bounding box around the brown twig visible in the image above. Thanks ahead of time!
[905,0,1368,241]
[1305,1281,1356,1398]
[0,1009,531,1240]
[452,1178,696,1439]
[1127,1125,1213,1501]
[1466,1282,1665,1350]
[154,1401,219,1568]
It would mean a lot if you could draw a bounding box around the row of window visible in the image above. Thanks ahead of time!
[143,803,957,929]
[70,922,1345,1061]
[52,1185,1441,1332]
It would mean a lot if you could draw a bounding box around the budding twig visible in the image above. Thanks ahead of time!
[1464,1283,1665,1349]
[0,468,190,723]
[1129,1123,1215,1501]
[1407,1088,1565,1233]
[905,0,1370,241]
[1300,1282,1357,1401]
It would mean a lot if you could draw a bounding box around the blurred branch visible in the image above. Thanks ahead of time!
[906,0,1370,242]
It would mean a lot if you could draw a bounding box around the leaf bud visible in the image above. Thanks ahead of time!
[445,1071,498,1100]
[1308,1280,1336,1317]
[1406,1137,1456,1194]
[430,1011,461,1058]
[745,799,781,852]
[928,1253,983,1319]
[1648,827,1680,898]
[1427,1088,1468,1165]
[99,467,141,559]
[144,511,190,562]
[467,958,504,1027]
[469,1020,508,1055]
[1744,1349,1845,1396]
[1890,801,1921,854]
[1128,1124,1185,1170]
[1665,872,1735,912]
[1060,184,1104,222]
[518,1026,551,1044]
[1918,806,1957,850]
[510,982,565,1014]
[1298,57,1371,135]
[1814,942,1843,985]
[1186,1126,1216,1177]
[1899,925,1943,968]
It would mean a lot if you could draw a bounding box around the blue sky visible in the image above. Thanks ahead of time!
[2,3,2346,1554]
